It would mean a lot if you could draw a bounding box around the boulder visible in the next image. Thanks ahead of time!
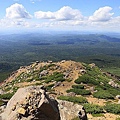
[0,86,60,120]
[0,89,4,95]
[17,107,26,115]
[116,95,120,99]
[39,70,48,78]
[109,80,120,88]
[58,100,88,120]
[0,86,87,120]
[52,82,62,89]
[66,92,76,97]
[118,100,120,104]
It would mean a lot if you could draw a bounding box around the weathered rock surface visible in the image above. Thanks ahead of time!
[116,95,120,99]
[58,100,87,120]
[0,86,60,120]
[0,85,88,120]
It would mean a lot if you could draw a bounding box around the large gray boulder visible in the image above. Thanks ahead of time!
[0,86,87,120]
[58,100,87,120]
[0,86,60,120]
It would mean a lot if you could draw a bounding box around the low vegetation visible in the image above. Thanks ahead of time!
[75,74,99,85]
[57,96,88,104]
[66,89,91,95]
[0,93,14,100]
[43,72,65,83]
[46,84,54,90]
[66,84,91,96]
[104,103,120,114]
[0,58,120,120]
[75,63,120,100]
[0,100,4,106]
[71,117,80,120]
[72,85,84,89]
[93,90,114,99]
[39,64,55,72]
[83,103,104,114]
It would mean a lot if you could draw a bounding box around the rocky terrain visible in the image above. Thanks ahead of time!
[0,60,120,120]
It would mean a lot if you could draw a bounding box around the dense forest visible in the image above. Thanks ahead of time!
[0,32,120,81]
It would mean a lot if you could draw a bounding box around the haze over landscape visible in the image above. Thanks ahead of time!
[0,0,120,32]
[0,1,120,120]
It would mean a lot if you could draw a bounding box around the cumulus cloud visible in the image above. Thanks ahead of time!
[89,6,114,22]
[30,0,42,4]
[6,3,32,19]
[0,18,32,28]
[2,4,120,32]
[35,11,55,19]
[34,6,83,21]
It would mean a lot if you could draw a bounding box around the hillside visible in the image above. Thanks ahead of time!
[1,33,120,82]
[0,60,120,120]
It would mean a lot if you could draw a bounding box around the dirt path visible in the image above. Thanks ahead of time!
[86,96,107,106]
[87,113,120,120]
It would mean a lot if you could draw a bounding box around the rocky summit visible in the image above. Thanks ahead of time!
[0,86,87,120]
[0,60,120,120]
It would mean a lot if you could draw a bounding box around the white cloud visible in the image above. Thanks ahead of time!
[30,0,42,4]
[6,3,32,19]
[0,18,33,28]
[35,11,55,19]
[34,6,83,21]
[1,4,120,32]
[89,6,114,22]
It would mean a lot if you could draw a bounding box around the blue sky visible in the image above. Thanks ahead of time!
[0,0,120,32]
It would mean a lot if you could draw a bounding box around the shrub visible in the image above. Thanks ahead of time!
[26,78,33,82]
[75,74,91,84]
[12,87,19,93]
[57,96,88,104]
[47,63,55,68]
[44,72,65,83]
[0,100,4,106]
[104,103,120,114]
[93,90,114,99]
[95,84,111,91]
[67,89,91,95]
[83,103,104,114]
[55,77,65,82]
[72,85,84,89]
[53,72,64,78]
[75,74,99,85]
[39,65,48,72]
[46,84,54,90]
[4,87,11,92]
[116,118,120,120]
[35,82,42,85]
[0,93,14,100]
[108,88,120,97]
[95,84,120,97]
[71,117,79,120]
[92,114,104,117]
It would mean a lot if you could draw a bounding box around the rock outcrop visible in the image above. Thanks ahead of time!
[58,100,87,120]
[0,86,60,120]
[0,85,87,120]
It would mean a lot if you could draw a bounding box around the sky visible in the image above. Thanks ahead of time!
[0,0,120,32]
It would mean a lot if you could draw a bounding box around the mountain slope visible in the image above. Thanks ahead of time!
[0,60,120,120]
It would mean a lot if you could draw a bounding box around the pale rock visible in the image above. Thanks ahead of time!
[58,100,87,120]
[0,85,87,120]
[116,95,120,99]
[17,107,26,115]
[0,86,60,120]
[118,100,120,104]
